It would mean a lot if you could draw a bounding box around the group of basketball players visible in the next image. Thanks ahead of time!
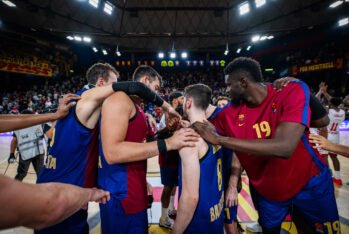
[2,57,346,234]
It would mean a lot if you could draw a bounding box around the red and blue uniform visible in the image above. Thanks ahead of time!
[98,102,149,234]
[36,87,98,234]
[178,144,224,234]
[212,82,339,233]
[208,106,238,224]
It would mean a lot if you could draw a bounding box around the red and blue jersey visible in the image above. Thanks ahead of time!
[98,103,149,214]
[212,81,323,202]
[37,88,98,188]
[178,144,224,234]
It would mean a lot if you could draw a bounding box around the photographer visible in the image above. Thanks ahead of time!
[10,109,45,181]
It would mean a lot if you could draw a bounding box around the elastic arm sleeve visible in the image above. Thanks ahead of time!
[310,95,327,121]
[112,81,164,106]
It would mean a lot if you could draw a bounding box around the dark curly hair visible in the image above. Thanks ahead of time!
[224,57,263,82]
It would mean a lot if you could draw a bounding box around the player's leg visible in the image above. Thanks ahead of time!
[329,153,342,185]
[168,186,177,218]
[293,169,339,234]
[15,154,30,181]
[292,208,314,234]
[159,166,177,228]
[160,185,174,223]
[249,184,289,234]
[32,154,44,176]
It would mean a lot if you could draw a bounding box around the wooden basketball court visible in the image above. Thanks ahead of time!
[0,132,348,234]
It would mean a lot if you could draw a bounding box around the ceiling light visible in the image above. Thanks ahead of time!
[83,36,91,43]
[251,35,260,42]
[224,50,229,55]
[255,0,266,8]
[239,2,250,15]
[92,47,98,53]
[2,0,16,7]
[102,49,107,55]
[329,1,343,8]
[267,35,274,39]
[74,36,82,41]
[236,48,241,54]
[89,0,99,8]
[158,52,164,59]
[116,51,121,57]
[181,52,188,59]
[338,17,349,26]
[170,52,176,59]
[66,36,74,40]
[246,45,251,51]
[104,1,113,15]
[260,35,268,41]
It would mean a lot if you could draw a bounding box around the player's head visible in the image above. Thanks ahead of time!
[86,63,119,87]
[169,91,184,108]
[183,83,212,119]
[330,97,342,108]
[216,96,230,107]
[224,57,263,104]
[133,65,162,92]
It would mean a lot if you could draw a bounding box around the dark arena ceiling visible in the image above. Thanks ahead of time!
[0,0,348,52]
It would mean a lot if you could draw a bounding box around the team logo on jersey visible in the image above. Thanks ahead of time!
[238,114,245,121]
[271,102,278,113]
[314,223,324,233]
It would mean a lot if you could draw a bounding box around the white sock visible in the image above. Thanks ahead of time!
[335,171,341,179]
[169,196,175,210]
[161,207,168,219]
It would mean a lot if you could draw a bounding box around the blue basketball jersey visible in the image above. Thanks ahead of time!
[37,88,98,188]
[179,143,224,234]
[98,103,149,215]
[208,105,238,224]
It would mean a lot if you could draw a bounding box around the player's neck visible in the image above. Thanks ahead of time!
[188,111,206,124]
[246,83,268,107]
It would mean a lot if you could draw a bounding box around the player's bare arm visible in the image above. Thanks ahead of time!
[101,92,199,164]
[0,175,110,230]
[225,152,241,208]
[76,84,116,129]
[0,94,80,133]
[310,134,349,158]
[76,82,180,130]
[172,146,200,234]
[192,121,305,158]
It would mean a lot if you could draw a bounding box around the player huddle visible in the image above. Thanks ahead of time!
[34,57,340,234]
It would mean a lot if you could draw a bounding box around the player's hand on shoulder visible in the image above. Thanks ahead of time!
[166,113,181,132]
[165,127,200,150]
[191,120,220,145]
[55,93,81,119]
[273,77,299,91]
[180,120,191,128]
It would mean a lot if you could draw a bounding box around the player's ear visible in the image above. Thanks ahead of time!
[240,77,248,89]
[139,76,150,85]
[96,77,105,87]
[186,98,192,109]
